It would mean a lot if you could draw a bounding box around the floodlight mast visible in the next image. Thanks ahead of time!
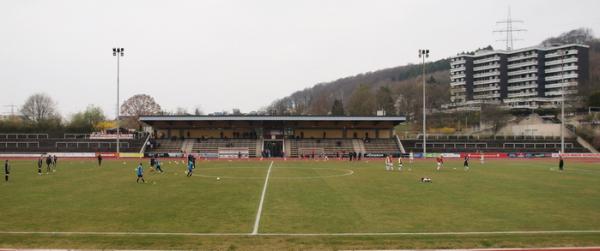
[418,49,429,158]
[113,48,124,156]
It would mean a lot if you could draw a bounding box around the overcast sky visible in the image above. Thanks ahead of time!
[1,0,599,118]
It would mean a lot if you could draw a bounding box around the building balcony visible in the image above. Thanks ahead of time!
[508,76,538,84]
[508,84,538,91]
[507,92,538,98]
[545,73,578,81]
[545,89,578,97]
[473,71,500,78]
[545,57,578,66]
[451,59,466,65]
[508,60,538,69]
[507,68,538,76]
[450,81,466,87]
[474,78,500,86]
[450,73,466,80]
[473,86,500,92]
[474,56,501,64]
[473,64,500,71]
[450,66,466,73]
[450,89,466,96]
[508,53,538,62]
[545,82,578,89]
[545,65,579,74]
[473,93,501,99]
[545,49,578,59]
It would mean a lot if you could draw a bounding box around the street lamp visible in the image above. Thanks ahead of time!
[419,49,429,158]
[558,49,567,155]
[113,47,124,155]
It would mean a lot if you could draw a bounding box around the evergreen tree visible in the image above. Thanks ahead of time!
[330,99,345,115]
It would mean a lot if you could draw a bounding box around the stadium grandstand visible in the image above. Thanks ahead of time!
[139,115,406,158]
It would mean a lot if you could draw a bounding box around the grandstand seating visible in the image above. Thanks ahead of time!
[402,136,587,153]
[0,133,147,153]
[362,138,401,155]
[191,139,257,157]
[288,139,354,157]
[146,139,184,153]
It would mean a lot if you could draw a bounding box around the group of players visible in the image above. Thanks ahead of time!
[132,154,197,183]
[384,153,486,171]
[37,154,58,175]
[3,154,58,182]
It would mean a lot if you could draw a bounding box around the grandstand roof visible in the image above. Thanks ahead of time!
[140,115,406,129]
[140,115,405,122]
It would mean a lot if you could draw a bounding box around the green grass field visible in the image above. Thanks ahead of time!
[1,158,599,250]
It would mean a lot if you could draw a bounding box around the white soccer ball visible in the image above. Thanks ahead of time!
[217,177,221,181]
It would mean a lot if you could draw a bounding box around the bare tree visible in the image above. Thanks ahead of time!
[20,93,59,123]
[120,94,162,118]
[120,94,162,130]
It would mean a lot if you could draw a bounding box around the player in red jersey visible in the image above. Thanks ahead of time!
[436,155,444,171]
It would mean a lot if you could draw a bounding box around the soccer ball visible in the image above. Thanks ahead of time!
[217,177,221,181]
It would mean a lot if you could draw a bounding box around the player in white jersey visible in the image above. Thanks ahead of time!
[385,155,393,171]
[409,151,414,164]
[480,152,485,164]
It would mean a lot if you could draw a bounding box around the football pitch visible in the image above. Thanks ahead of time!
[1,158,600,250]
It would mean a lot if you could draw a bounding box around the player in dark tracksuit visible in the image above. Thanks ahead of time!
[4,160,10,182]
[45,156,52,174]
[37,157,43,175]
[97,154,103,167]
[559,156,564,172]
[155,158,164,173]
[463,155,470,171]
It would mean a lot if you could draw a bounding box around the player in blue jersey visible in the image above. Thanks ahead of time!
[186,160,194,177]
[136,163,145,183]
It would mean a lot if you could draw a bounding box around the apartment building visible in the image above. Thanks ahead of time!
[447,44,589,110]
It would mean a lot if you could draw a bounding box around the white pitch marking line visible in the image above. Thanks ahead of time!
[257,230,600,236]
[251,160,274,235]
[1,229,600,237]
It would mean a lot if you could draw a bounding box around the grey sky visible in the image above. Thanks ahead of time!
[1,0,599,119]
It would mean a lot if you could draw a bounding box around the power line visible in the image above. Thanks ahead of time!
[493,6,526,51]
[3,104,17,116]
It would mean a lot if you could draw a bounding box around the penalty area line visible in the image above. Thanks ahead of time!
[251,160,274,235]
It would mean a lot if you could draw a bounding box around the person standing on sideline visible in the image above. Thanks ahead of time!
[97,154,103,167]
[409,151,414,164]
[559,156,564,172]
[463,155,470,171]
[136,163,145,183]
[37,157,43,175]
[4,160,10,182]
